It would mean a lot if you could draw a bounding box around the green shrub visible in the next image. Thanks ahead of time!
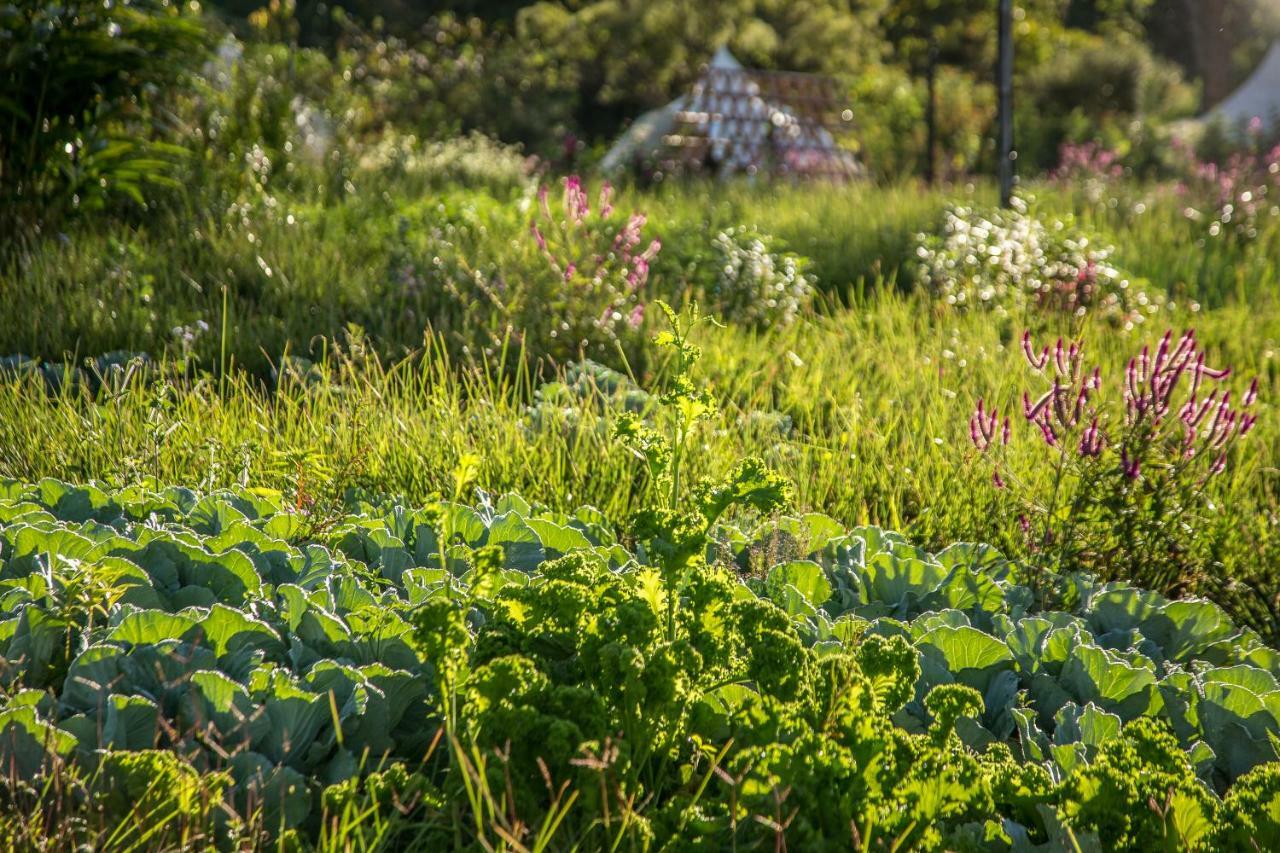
[0,0,210,238]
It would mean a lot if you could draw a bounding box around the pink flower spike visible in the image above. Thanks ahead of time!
[1001,416,1011,446]
[531,224,547,252]
[1198,361,1231,380]
[1078,418,1103,457]
[1022,331,1049,370]
[993,469,1006,489]
[1025,388,1054,421]
[1036,414,1059,447]
[627,303,645,329]
[1244,378,1259,407]
[599,181,614,219]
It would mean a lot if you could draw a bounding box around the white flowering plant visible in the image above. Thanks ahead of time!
[915,199,1164,326]
[708,227,816,329]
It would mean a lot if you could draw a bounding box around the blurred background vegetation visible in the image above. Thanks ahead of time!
[4,0,1280,245]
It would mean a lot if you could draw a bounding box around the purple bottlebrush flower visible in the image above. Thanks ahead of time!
[970,398,1004,452]
[563,175,591,224]
[1078,417,1104,457]
[1024,388,1054,421]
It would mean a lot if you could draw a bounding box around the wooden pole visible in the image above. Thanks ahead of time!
[997,0,1015,207]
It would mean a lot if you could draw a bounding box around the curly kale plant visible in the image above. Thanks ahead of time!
[614,302,791,639]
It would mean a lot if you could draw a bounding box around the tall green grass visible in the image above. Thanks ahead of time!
[3,291,1276,636]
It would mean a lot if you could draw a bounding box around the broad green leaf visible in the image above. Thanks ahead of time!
[526,518,592,557]
[0,705,77,776]
[102,694,159,750]
[766,560,832,607]
[486,511,545,571]
[1060,643,1160,720]
[108,610,199,646]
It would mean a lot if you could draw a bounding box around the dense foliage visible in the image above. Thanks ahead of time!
[5,475,1280,849]
[6,2,1280,849]
[0,0,209,236]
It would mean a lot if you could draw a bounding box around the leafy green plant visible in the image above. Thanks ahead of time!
[0,0,209,238]
[1,475,1280,848]
[615,303,790,638]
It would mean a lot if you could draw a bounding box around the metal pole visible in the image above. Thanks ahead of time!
[997,0,1015,207]
[926,43,938,186]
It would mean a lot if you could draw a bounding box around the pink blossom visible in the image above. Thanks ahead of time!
[599,182,614,219]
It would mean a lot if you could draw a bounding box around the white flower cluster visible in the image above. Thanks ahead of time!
[915,202,1163,327]
[710,227,815,328]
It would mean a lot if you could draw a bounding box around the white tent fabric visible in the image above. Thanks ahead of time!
[1204,41,1280,130]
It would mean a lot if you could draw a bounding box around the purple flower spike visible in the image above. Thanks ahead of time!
[1121,449,1141,479]
[1022,331,1050,370]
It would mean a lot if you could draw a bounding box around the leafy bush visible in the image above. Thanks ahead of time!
[0,0,210,238]
[354,131,534,197]
[916,200,1165,325]
[1016,32,1195,174]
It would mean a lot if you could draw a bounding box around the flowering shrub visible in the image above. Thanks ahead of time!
[916,201,1163,326]
[1176,142,1280,245]
[523,176,660,365]
[1050,142,1126,202]
[355,131,534,197]
[707,227,816,328]
[969,329,1260,594]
